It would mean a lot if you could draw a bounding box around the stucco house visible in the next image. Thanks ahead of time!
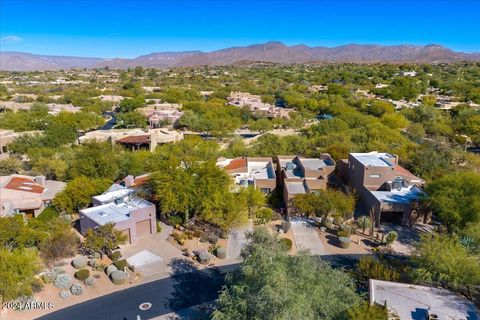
[79,183,156,244]
[0,174,66,219]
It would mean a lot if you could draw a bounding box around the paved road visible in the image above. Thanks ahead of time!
[38,263,238,320]
[290,220,325,255]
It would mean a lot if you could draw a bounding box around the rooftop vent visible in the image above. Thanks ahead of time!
[392,177,404,191]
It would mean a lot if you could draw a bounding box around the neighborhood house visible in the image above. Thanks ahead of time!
[0,174,66,218]
[79,179,156,244]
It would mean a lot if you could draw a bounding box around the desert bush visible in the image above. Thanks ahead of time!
[322,217,333,229]
[385,231,398,246]
[59,290,70,299]
[110,251,122,262]
[72,256,88,269]
[193,229,203,238]
[338,237,351,249]
[168,215,183,226]
[74,269,90,281]
[356,256,400,283]
[70,283,84,296]
[31,278,45,293]
[208,244,220,255]
[42,267,65,283]
[219,229,228,239]
[208,234,219,245]
[337,230,350,238]
[184,231,194,240]
[172,232,187,245]
[106,264,118,276]
[279,238,293,251]
[53,274,73,289]
[198,250,212,264]
[110,270,127,285]
[216,247,227,259]
[84,276,95,286]
[92,260,107,271]
[156,221,162,233]
[114,259,128,270]
[255,208,274,224]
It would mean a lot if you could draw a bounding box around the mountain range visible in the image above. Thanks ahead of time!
[1,42,480,71]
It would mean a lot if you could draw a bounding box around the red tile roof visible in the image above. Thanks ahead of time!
[116,135,151,144]
[395,165,419,179]
[4,176,44,194]
[225,157,248,171]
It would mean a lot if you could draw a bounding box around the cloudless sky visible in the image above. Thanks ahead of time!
[1,0,479,58]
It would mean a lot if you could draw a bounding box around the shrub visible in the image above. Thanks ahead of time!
[32,278,45,293]
[106,264,118,276]
[42,267,65,283]
[114,259,128,270]
[110,270,127,285]
[172,232,187,245]
[168,215,183,226]
[219,229,228,239]
[337,230,350,238]
[70,283,84,296]
[255,208,274,224]
[74,269,90,281]
[356,256,400,283]
[92,260,107,272]
[72,256,88,269]
[208,244,220,255]
[156,221,162,233]
[385,231,398,246]
[184,231,194,240]
[279,238,293,251]
[59,290,70,299]
[198,250,212,264]
[110,251,122,262]
[338,237,351,249]
[208,234,219,245]
[53,274,73,289]
[193,229,203,238]
[323,217,333,229]
[84,277,95,286]
[216,247,227,259]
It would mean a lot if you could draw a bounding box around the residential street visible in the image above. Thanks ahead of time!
[37,263,238,320]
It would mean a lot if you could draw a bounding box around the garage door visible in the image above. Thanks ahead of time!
[136,219,152,237]
[121,229,131,244]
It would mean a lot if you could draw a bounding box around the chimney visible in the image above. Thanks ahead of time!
[35,175,46,187]
[124,175,134,188]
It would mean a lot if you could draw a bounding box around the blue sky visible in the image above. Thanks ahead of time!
[1,0,479,58]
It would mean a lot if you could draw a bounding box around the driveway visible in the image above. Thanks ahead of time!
[226,221,253,261]
[120,223,183,280]
[290,219,325,255]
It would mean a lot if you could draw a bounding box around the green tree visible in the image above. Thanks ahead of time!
[238,186,266,218]
[116,111,147,128]
[83,222,128,254]
[0,249,41,301]
[53,176,111,214]
[0,157,23,175]
[212,228,359,320]
[39,221,78,266]
[118,96,145,112]
[413,233,480,293]
[346,302,388,320]
[425,172,480,232]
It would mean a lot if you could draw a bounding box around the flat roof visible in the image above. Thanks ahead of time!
[92,188,131,204]
[300,158,328,170]
[285,181,306,194]
[370,279,479,320]
[81,203,131,225]
[350,152,396,167]
[369,185,424,204]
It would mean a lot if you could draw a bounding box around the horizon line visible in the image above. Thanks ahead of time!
[1,41,479,60]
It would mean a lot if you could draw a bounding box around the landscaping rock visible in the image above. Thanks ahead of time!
[110,270,128,285]
[198,250,212,264]
[338,237,351,249]
[84,277,95,286]
[106,264,118,276]
[72,256,87,269]
[216,247,226,259]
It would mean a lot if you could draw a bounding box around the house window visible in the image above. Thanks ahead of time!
[369,174,381,178]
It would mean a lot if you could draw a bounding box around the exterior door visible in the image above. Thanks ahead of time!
[136,219,151,237]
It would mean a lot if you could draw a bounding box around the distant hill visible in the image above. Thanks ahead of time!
[2,42,479,71]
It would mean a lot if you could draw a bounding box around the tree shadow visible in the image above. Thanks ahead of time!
[325,234,339,247]
[166,258,225,311]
